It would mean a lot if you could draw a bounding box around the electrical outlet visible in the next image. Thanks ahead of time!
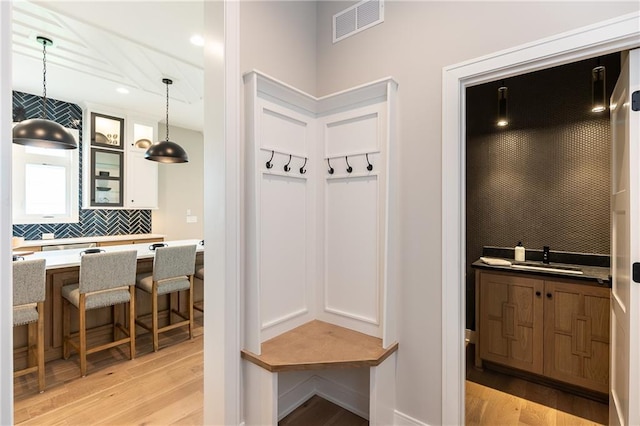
[186,215,198,223]
[42,233,55,240]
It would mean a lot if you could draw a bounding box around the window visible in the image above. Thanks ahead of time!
[12,128,79,224]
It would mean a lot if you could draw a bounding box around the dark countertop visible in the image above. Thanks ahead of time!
[472,258,611,288]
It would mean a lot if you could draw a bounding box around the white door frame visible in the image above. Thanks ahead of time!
[441,12,640,425]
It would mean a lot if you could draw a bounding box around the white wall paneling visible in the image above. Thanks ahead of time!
[242,70,398,423]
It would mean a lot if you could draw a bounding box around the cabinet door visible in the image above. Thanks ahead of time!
[91,148,123,207]
[126,150,158,208]
[479,272,544,374]
[543,280,610,393]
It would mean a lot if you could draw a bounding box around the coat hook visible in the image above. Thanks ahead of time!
[327,158,334,174]
[345,156,353,173]
[265,150,274,169]
[284,154,292,172]
[366,153,373,171]
[300,157,307,174]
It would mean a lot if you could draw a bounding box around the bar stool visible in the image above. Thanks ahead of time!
[62,250,138,377]
[13,258,46,393]
[194,266,204,313]
[135,244,197,352]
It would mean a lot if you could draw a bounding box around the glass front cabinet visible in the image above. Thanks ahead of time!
[84,108,158,209]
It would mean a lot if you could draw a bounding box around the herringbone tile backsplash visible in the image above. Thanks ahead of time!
[12,91,152,240]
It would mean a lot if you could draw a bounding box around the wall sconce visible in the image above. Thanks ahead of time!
[496,83,508,127]
[591,64,606,113]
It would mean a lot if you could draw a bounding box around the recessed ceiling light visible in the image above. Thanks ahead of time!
[116,87,129,94]
[190,34,204,47]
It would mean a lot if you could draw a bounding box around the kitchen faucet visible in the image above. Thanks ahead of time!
[543,246,550,264]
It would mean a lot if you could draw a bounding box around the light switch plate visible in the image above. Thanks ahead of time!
[42,233,55,240]
[186,215,198,223]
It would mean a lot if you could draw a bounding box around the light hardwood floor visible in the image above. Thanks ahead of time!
[15,331,607,425]
[466,344,608,426]
[14,316,204,425]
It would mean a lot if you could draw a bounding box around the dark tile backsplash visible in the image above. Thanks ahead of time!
[465,53,620,329]
[12,91,152,240]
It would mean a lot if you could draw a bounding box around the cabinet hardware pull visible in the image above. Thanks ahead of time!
[546,293,552,299]
[535,291,541,297]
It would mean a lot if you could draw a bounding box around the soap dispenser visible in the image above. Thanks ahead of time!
[515,241,525,262]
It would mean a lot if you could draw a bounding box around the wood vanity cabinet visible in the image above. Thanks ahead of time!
[477,270,610,394]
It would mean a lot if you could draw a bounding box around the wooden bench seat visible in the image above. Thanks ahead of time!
[241,320,398,372]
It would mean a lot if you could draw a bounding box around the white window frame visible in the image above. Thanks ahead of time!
[12,127,79,225]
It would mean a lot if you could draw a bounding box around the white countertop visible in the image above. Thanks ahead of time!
[15,234,166,248]
[23,239,203,270]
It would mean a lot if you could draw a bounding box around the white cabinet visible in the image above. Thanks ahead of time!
[82,106,158,209]
[125,118,158,209]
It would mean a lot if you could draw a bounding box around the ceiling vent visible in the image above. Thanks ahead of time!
[333,0,384,43]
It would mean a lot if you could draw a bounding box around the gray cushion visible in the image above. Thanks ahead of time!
[153,245,196,281]
[13,304,38,326]
[136,273,190,296]
[80,250,138,293]
[62,284,131,310]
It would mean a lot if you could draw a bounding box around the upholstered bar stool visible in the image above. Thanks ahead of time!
[13,258,46,393]
[193,266,204,313]
[135,244,197,352]
[62,250,138,377]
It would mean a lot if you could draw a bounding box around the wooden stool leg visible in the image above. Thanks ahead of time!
[129,287,136,360]
[189,277,194,340]
[113,304,120,341]
[37,301,45,392]
[79,295,87,377]
[152,284,159,352]
[62,298,70,360]
[27,322,36,368]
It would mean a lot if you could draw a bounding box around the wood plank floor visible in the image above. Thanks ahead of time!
[466,344,608,426]
[14,316,204,425]
[16,331,606,425]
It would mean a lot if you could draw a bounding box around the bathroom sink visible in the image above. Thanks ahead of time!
[511,261,583,275]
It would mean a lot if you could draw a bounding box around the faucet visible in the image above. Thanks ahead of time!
[543,246,550,264]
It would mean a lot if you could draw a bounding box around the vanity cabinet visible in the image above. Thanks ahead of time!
[477,270,610,394]
[478,272,544,374]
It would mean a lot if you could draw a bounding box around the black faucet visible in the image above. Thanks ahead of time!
[543,246,550,264]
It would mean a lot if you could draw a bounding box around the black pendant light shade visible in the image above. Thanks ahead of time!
[13,36,78,150]
[145,78,188,163]
[496,84,508,127]
[591,64,606,113]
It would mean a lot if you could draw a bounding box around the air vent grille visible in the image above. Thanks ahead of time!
[333,0,384,43]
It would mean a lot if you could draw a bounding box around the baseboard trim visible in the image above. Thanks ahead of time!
[277,375,317,420]
[394,409,430,426]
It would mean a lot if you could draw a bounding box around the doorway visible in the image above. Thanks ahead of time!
[441,12,640,426]
[463,53,620,424]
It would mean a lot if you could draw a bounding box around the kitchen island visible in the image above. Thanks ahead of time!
[13,239,204,365]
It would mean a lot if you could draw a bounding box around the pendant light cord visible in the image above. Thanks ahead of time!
[41,40,48,119]
[165,81,170,142]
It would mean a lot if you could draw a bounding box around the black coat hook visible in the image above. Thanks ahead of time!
[300,157,307,174]
[345,156,353,173]
[366,153,373,171]
[327,158,334,174]
[265,150,274,169]
[284,154,292,172]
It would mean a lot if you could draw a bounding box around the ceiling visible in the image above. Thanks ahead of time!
[11,1,206,132]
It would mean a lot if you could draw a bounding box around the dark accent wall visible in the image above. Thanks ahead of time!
[12,91,152,240]
[465,53,620,329]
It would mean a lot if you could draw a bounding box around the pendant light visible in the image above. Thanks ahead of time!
[591,60,606,113]
[496,82,508,127]
[13,36,78,149]
[144,78,189,163]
